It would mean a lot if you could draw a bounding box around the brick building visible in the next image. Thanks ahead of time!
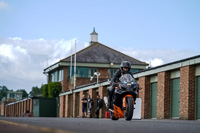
[43,29,148,118]
[43,29,148,93]
[134,55,200,120]
[59,55,200,120]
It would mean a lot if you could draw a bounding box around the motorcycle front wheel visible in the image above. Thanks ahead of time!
[124,97,134,121]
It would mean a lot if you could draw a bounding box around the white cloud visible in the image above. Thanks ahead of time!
[84,42,90,47]
[0,44,15,60]
[0,37,86,93]
[0,1,8,10]
[149,58,164,67]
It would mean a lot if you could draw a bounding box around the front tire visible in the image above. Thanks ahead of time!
[125,97,134,121]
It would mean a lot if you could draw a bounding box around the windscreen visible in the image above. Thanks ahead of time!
[119,74,134,83]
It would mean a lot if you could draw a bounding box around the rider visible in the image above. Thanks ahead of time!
[107,61,134,109]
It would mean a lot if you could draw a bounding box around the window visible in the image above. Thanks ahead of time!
[51,73,55,82]
[54,71,58,81]
[110,69,117,78]
[51,70,60,82]
[68,67,75,78]
[77,67,89,77]
[89,68,97,77]
[10,93,15,98]
[59,69,63,81]
[68,67,97,78]
[130,69,139,74]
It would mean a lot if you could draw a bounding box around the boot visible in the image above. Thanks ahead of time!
[107,96,112,109]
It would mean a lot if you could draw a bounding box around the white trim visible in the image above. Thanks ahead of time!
[150,75,158,83]
[195,65,200,76]
[170,70,180,79]
[6,97,31,106]
[59,81,110,96]
[134,57,200,78]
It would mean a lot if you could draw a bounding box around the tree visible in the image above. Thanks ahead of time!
[29,86,42,97]
[41,84,48,97]
[0,85,9,101]
[16,89,28,98]
[48,82,61,98]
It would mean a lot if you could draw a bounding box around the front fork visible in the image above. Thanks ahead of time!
[123,95,134,110]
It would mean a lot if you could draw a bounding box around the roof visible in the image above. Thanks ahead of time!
[133,54,200,78]
[135,54,200,73]
[61,42,148,65]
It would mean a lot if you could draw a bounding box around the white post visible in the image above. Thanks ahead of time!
[70,41,72,79]
[97,75,99,84]
[74,40,76,89]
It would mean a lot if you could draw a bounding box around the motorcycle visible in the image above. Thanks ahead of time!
[104,74,139,121]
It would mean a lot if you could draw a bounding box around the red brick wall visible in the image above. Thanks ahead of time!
[18,102,21,117]
[14,104,17,117]
[139,76,150,119]
[16,103,18,117]
[59,96,65,117]
[30,98,33,117]
[62,67,69,92]
[65,94,73,117]
[24,101,26,115]
[180,66,195,120]
[76,78,92,87]
[73,93,78,117]
[1,102,5,116]
[69,94,73,117]
[27,99,29,112]
[79,91,88,117]
[2,100,16,117]
[75,77,107,88]
[64,95,69,117]
[79,91,84,117]
[89,88,97,118]
[99,86,108,118]
[98,68,110,79]
[157,71,170,119]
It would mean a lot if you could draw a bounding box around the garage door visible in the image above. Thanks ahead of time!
[33,99,39,117]
[151,82,157,118]
[171,78,180,118]
[196,76,200,119]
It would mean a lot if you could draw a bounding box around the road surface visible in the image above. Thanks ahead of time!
[0,117,200,133]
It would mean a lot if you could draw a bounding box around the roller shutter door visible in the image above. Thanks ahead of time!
[171,78,180,118]
[151,82,157,118]
[196,76,200,119]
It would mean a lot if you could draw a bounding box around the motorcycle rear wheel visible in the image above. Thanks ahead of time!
[124,97,134,121]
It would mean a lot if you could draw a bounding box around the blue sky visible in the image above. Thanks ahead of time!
[0,0,200,92]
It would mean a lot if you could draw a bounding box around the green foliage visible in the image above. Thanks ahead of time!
[16,89,28,98]
[48,82,62,98]
[42,84,48,97]
[0,85,9,101]
[29,86,42,97]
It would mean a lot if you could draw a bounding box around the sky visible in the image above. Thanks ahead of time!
[0,0,200,93]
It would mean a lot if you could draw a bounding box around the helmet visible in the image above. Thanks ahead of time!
[120,61,131,70]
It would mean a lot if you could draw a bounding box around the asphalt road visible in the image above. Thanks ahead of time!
[0,117,200,133]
